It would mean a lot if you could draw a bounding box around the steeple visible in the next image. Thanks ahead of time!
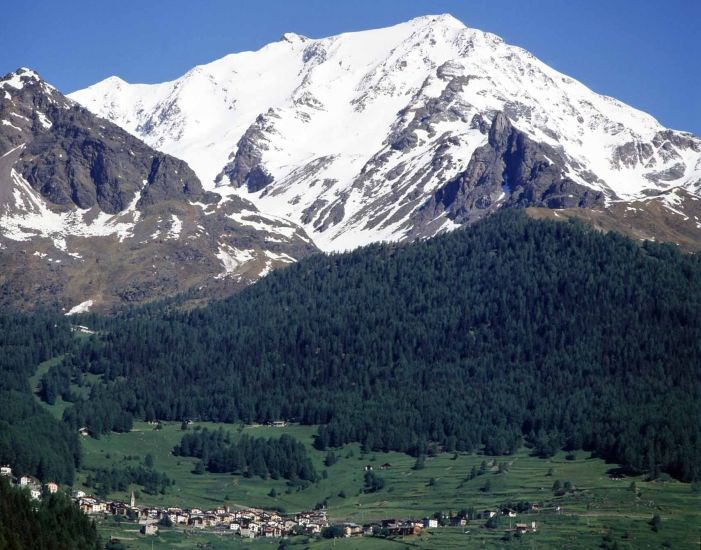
[130,490,135,508]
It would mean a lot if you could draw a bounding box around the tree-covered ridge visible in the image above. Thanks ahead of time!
[58,212,700,480]
[174,429,318,481]
[0,478,101,549]
[0,313,80,484]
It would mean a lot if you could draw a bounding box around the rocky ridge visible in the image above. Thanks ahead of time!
[0,69,317,312]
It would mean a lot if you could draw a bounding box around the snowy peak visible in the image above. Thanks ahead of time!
[1,67,46,90]
[69,15,701,252]
[279,32,308,43]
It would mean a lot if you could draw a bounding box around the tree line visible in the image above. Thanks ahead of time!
[32,211,701,481]
[174,429,318,481]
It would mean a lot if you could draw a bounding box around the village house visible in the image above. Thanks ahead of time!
[399,523,423,536]
[241,522,260,538]
[108,502,130,516]
[305,521,323,534]
[19,475,34,486]
[363,523,378,536]
[515,521,537,534]
[140,524,158,536]
[424,517,439,529]
[380,463,392,470]
[78,497,106,515]
[202,513,220,527]
[0,465,12,477]
[188,515,204,528]
[30,488,41,500]
[45,482,59,494]
[340,523,363,537]
[171,512,189,525]
[263,525,282,537]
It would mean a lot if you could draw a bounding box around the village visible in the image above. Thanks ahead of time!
[1,463,539,541]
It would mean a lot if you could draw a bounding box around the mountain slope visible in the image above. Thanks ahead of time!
[54,212,701,482]
[0,68,317,311]
[70,14,701,251]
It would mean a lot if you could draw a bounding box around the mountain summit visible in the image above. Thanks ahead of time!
[70,14,701,252]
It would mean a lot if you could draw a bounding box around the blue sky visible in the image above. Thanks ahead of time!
[2,0,699,134]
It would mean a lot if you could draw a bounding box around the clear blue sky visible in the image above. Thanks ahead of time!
[2,0,699,134]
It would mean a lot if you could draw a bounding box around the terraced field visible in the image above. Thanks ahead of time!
[80,422,700,549]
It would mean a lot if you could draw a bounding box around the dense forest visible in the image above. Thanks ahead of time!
[174,430,318,481]
[0,478,101,549]
[34,212,701,481]
[0,314,80,484]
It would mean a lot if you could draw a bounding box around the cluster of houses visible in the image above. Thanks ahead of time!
[2,463,539,540]
[76,491,329,538]
[1,465,59,501]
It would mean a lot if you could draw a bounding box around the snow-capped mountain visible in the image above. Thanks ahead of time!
[0,68,316,311]
[70,14,701,252]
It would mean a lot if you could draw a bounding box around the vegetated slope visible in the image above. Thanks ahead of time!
[0,313,80,484]
[0,478,101,549]
[60,212,701,481]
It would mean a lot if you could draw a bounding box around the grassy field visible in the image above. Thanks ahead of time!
[30,330,99,420]
[80,421,701,549]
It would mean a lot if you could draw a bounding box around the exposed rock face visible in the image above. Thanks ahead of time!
[0,69,317,312]
[418,113,604,227]
[217,111,276,193]
[70,15,701,252]
[138,155,203,209]
[2,69,203,215]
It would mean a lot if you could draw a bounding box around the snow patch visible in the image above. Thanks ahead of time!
[1,119,21,131]
[215,244,255,278]
[36,111,52,129]
[65,300,94,316]
[1,169,141,246]
[166,214,183,239]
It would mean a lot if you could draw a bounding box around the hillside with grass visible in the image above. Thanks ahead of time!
[81,421,701,549]
[49,211,701,482]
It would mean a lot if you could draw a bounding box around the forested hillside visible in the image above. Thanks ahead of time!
[47,212,701,481]
[0,478,100,549]
[0,314,80,484]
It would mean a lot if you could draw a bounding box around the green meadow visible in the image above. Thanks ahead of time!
[79,422,700,549]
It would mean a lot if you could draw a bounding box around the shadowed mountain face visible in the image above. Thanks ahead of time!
[412,113,605,234]
[0,69,317,312]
